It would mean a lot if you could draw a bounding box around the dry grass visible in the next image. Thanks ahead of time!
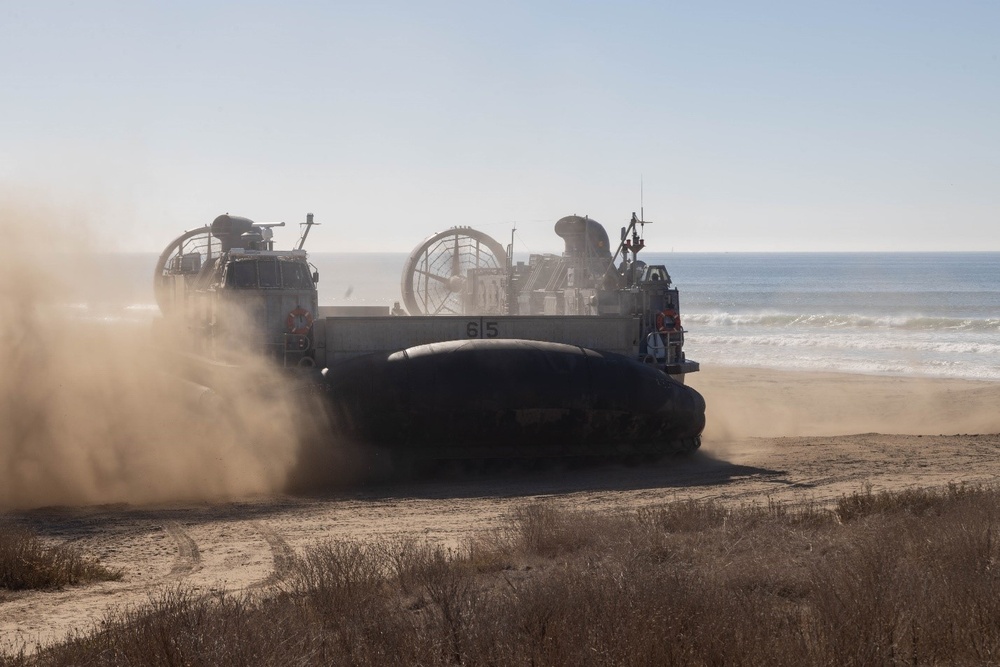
[8,484,1000,666]
[834,481,987,521]
[0,523,122,593]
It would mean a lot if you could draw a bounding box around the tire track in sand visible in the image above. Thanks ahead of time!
[164,521,202,578]
[250,521,296,588]
[0,520,204,655]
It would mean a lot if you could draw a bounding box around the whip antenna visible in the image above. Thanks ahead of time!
[640,175,644,224]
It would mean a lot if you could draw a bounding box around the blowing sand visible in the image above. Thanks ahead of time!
[2,365,1000,653]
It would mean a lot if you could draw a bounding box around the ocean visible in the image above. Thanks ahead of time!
[658,252,1000,381]
[63,251,1000,381]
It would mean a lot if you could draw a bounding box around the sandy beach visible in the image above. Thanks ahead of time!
[691,365,1000,440]
[3,365,1000,653]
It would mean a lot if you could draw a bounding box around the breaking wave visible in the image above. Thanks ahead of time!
[685,311,1000,332]
[691,332,1000,357]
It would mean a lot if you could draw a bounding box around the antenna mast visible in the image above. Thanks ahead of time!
[507,222,516,315]
[296,212,319,250]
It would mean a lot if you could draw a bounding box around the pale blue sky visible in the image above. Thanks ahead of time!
[2,1,998,252]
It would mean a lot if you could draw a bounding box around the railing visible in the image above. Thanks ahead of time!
[277,333,314,368]
[644,330,684,366]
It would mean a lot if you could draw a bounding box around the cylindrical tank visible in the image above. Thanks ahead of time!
[211,215,255,252]
[321,339,704,459]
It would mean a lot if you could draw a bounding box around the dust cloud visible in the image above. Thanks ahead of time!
[0,198,331,510]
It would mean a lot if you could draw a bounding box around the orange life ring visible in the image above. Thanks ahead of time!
[286,306,314,335]
[655,309,681,333]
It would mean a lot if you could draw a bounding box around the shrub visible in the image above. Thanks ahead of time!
[13,484,1000,666]
[0,523,122,591]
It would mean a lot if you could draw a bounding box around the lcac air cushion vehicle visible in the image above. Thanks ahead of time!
[154,212,705,463]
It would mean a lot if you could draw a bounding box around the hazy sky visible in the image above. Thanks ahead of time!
[2,1,998,253]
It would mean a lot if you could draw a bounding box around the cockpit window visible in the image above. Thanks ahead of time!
[280,260,314,289]
[642,266,671,283]
[227,259,258,289]
[257,259,280,288]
